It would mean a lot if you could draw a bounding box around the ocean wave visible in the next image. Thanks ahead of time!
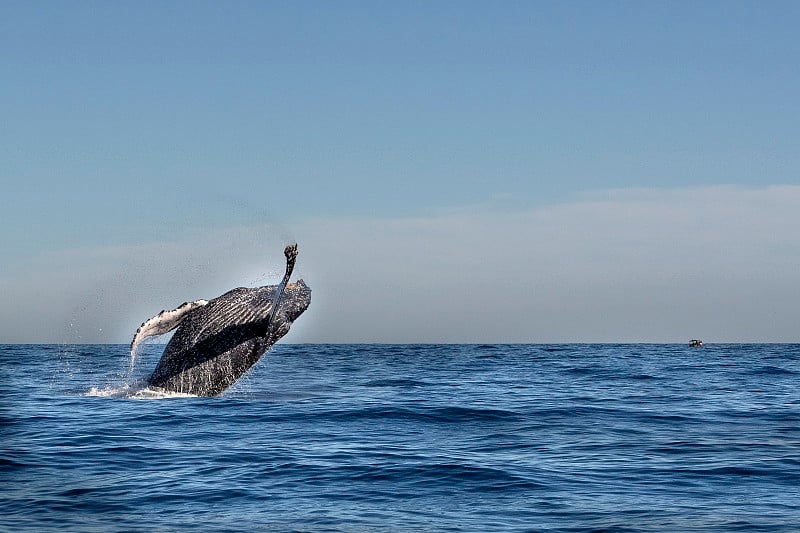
[750,365,798,376]
[362,378,432,388]
[302,405,525,424]
[5,343,800,532]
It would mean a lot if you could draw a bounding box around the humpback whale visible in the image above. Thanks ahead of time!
[130,244,311,396]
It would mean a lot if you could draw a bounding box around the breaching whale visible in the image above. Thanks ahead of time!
[129,244,311,396]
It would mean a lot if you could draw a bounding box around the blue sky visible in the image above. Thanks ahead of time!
[2,2,799,343]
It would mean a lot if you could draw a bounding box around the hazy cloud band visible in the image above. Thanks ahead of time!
[2,185,798,343]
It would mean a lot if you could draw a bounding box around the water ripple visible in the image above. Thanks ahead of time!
[2,343,799,532]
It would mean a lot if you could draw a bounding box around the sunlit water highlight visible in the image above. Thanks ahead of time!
[2,344,799,531]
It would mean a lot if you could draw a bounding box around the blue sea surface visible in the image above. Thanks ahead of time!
[1,344,799,532]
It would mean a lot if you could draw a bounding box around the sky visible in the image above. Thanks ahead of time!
[1,1,799,343]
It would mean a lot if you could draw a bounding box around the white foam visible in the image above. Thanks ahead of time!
[85,382,197,399]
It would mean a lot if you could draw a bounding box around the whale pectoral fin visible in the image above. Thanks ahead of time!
[129,299,209,355]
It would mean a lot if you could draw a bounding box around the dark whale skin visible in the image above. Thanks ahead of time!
[147,280,311,396]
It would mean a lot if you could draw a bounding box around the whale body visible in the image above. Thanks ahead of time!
[129,245,310,396]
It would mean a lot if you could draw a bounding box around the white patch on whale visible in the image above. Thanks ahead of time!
[129,299,209,368]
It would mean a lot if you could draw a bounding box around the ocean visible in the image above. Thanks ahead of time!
[1,343,798,532]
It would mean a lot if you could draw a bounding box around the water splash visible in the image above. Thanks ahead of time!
[85,382,196,399]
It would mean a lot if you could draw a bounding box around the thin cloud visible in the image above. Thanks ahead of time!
[295,184,800,343]
[1,185,798,343]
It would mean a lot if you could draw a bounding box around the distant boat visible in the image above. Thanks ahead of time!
[689,339,703,347]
